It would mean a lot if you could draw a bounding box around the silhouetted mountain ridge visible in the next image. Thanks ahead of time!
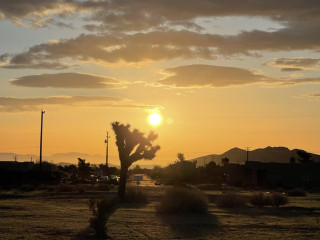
[191,146,320,167]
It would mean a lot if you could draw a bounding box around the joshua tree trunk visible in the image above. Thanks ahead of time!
[118,164,128,201]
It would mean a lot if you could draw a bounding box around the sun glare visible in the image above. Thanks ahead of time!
[148,113,162,126]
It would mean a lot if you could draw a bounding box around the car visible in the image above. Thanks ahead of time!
[109,175,120,185]
[97,176,109,183]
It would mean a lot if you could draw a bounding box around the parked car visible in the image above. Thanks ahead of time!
[97,176,109,183]
[109,175,120,185]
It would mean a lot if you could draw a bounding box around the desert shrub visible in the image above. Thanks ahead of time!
[198,184,216,191]
[250,192,289,207]
[156,187,208,214]
[77,184,93,192]
[287,189,307,197]
[19,185,36,192]
[36,185,55,192]
[271,193,288,207]
[78,187,85,194]
[216,193,247,208]
[125,188,148,203]
[57,184,75,192]
[88,197,118,237]
[249,193,273,207]
[94,183,111,191]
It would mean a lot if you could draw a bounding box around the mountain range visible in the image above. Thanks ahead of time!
[2,146,320,168]
[191,146,320,167]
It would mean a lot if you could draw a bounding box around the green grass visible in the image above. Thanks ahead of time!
[1,188,320,239]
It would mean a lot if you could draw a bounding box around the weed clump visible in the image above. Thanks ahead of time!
[250,192,288,207]
[156,187,208,214]
[287,189,307,197]
[94,183,112,192]
[216,193,247,208]
[57,184,75,192]
[88,197,118,237]
[19,185,36,192]
[272,192,289,207]
[125,188,148,203]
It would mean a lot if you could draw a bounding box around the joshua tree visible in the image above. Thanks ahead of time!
[177,153,185,162]
[112,121,160,200]
[221,157,229,166]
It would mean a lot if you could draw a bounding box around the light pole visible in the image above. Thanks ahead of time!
[105,131,110,176]
[40,110,45,172]
[245,147,251,163]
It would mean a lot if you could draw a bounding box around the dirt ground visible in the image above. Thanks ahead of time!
[1,185,320,240]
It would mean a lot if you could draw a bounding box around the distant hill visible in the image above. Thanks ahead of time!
[191,146,320,167]
[0,152,119,166]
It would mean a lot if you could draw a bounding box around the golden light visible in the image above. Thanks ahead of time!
[148,113,162,126]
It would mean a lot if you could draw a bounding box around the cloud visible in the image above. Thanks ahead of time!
[303,93,320,101]
[2,1,320,68]
[265,58,320,71]
[0,96,160,112]
[158,64,270,88]
[0,0,79,28]
[157,64,320,88]
[288,78,320,85]
[281,68,303,72]
[2,24,320,69]
[11,72,125,89]
[0,32,216,68]
[81,0,320,32]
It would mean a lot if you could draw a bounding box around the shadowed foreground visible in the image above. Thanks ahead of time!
[1,187,320,239]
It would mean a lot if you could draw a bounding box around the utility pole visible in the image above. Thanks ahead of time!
[105,131,110,176]
[39,110,45,172]
[245,147,251,162]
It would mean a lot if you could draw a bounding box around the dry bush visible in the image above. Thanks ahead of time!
[271,193,288,207]
[287,189,307,197]
[156,187,208,214]
[250,192,288,207]
[36,185,55,192]
[125,188,148,203]
[94,183,111,192]
[57,184,75,192]
[249,193,273,207]
[19,185,36,192]
[216,193,247,208]
[88,197,118,237]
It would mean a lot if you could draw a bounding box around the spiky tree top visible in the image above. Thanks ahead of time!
[112,121,160,168]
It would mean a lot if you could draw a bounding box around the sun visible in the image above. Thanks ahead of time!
[148,113,162,126]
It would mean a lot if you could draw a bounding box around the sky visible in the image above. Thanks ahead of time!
[1,0,320,166]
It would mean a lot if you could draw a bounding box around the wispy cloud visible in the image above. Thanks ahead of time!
[302,93,320,101]
[11,72,126,89]
[264,58,320,71]
[0,96,161,112]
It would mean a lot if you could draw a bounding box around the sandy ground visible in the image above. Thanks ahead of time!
[1,184,320,240]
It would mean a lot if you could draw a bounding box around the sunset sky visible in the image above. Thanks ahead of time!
[1,0,320,166]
